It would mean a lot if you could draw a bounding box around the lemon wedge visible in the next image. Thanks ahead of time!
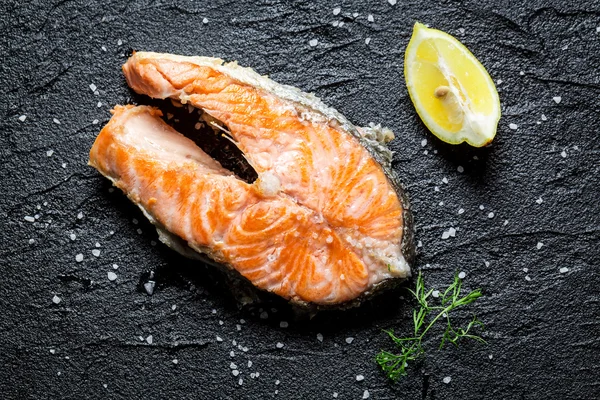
[404,22,500,147]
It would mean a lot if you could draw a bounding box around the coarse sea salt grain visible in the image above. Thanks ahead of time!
[537,242,544,250]
[523,268,528,273]
[356,375,364,381]
[276,342,284,348]
[77,212,83,219]
[561,150,567,158]
[488,212,495,219]
[260,311,268,319]
[317,333,323,342]
[388,0,397,5]
[345,337,354,344]
[280,321,288,328]
[443,376,452,384]
[146,335,153,344]
[509,123,518,130]
[75,254,84,262]
[19,115,27,122]
[333,7,340,15]
[52,295,61,304]
[421,139,427,147]
[46,150,54,157]
[25,216,35,222]
[113,264,119,269]
[541,114,548,121]
[309,39,318,47]
[92,249,101,257]
[442,177,448,184]
[559,267,569,273]
[365,37,371,45]
[107,271,117,281]
[89,83,97,92]
[432,290,440,298]
[553,96,562,104]
[362,390,370,399]
[525,275,531,281]
[172,359,178,364]
[457,165,464,173]
[333,393,338,398]
[216,336,223,342]
[117,39,122,46]
[458,208,464,214]
[458,271,466,279]
[368,14,374,22]
[536,197,543,204]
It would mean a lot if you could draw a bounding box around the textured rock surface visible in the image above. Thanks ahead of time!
[1,0,599,399]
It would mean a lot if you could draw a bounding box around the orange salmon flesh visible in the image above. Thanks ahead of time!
[89,52,411,306]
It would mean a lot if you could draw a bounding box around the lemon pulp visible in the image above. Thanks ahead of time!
[404,22,501,147]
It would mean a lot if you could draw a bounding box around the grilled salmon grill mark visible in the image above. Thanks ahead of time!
[89,52,411,306]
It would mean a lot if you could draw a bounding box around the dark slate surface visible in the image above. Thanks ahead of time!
[1,0,599,399]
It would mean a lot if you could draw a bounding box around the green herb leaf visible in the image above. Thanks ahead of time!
[376,271,486,381]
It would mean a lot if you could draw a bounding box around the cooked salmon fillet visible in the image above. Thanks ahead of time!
[89,52,413,306]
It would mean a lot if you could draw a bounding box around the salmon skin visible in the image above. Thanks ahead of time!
[89,52,414,308]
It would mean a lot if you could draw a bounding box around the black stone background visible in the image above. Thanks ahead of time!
[1,0,599,399]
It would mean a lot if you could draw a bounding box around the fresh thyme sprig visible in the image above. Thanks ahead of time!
[376,271,486,381]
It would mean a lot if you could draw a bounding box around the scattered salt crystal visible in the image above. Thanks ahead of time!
[519,71,524,76]
[150,241,157,246]
[216,336,223,342]
[172,359,178,364]
[50,349,56,354]
[442,177,448,184]
[541,114,547,121]
[552,96,562,104]
[317,333,323,342]
[434,186,439,192]
[212,309,217,314]
[457,165,464,173]
[146,335,153,344]
[171,304,176,311]
[230,362,237,369]
[24,216,35,222]
[439,201,444,206]
[448,227,456,237]
[559,267,569,273]
[101,46,106,51]
[365,37,371,45]
[367,14,374,22]
[276,380,280,385]
[280,321,288,328]
[503,220,509,226]
[536,242,543,250]
[597,26,600,33]
[97,102,102,108]
[458,27,465,34]
[536,197,543,204]
[117,39,122,46]
[424,150,428,155]
[236,324,241,331]
[113,264,119,269]
[144,281,155,295]
[523,268,528,273]
[92,249,101,257]
[479,205,485,210]
[260,311,268,319]
[362,390,370,399]
[248,361,253,368]
[333,393,338,398]
[309,39,318,47]
[432,290,440,298]
[75,254,84,262]
[276,342,284,348]
[230,350,235,357]
[443,376,452,384]
[345,337,354,344]
[509,123,518,130]
[560,150,567,158]
[202,17,208,24]
[69,232,76,240]
[458,271,466,279]
[333,7,341,15]
[77,212,83,219]
[136,229,142,234]
[485,261,490,267]
[417,240,422,247]
[332,21,339,27]
[219,320,223,325]
[53,118,61,124]
[356,375,364,381]
[488,212,494,219]
[29,239,35,244]
[107,271,117,281]
[46,150,54,157]
[52,295,61,304]
[238,378,243,386]
[92,119,99,125]
[441,231,450,240]
[458,208,464,214]
[525,275,531,281]
[489,354,493,359]
[388,0,397,5]
[497,79,503,85]
[89,83,97,92]
[19,115,26,122]
[421,139,427,147]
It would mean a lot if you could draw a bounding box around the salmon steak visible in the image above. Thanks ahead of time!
[89,52,414,307]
